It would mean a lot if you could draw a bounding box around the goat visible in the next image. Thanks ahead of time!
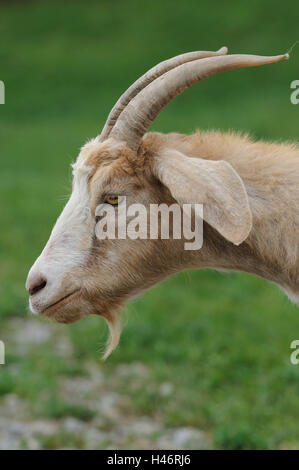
[26,47,296,357]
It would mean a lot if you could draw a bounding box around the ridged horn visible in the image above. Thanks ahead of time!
[109,53,288,152]
[99,47,228,141]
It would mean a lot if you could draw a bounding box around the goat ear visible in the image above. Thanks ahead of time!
[153,150,252,245]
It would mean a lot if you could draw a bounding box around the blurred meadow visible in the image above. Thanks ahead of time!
[0,0,299,449]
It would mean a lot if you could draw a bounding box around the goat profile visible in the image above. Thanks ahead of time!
[26,47,296,357]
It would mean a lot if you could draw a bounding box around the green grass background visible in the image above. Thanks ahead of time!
[0,0,299,449]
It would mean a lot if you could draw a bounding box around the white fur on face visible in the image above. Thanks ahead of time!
[27,150,95,314]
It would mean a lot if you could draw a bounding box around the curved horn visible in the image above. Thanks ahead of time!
[99,47,228,141]
[109,53,289,152]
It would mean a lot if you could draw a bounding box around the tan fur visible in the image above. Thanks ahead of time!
[79,130,299,355]
[141,130,299,289]
[27,129,299,357]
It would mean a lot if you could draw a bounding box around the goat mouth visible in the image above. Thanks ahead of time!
[42,290,81,316]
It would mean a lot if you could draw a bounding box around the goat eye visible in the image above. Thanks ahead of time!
[105,195,119,206]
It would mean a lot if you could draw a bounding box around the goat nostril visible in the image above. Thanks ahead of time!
[29,279,47,296]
